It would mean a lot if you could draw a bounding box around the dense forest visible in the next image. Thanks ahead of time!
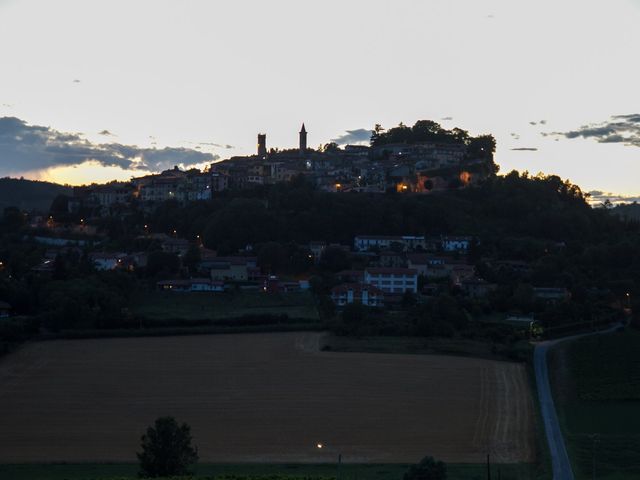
[613,202,640,221]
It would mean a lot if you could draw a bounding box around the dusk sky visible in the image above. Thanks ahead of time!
[1,0,639,201]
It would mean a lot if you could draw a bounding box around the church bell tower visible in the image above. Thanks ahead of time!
[299,123,307,155]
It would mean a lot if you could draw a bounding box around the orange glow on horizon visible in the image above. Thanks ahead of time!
[27,160,151,186]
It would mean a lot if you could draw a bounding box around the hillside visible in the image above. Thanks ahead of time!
[613,203,640,221]
[0,177,72,212]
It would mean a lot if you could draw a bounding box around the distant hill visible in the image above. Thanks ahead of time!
[0,177,72,212]
[612,203,640,221]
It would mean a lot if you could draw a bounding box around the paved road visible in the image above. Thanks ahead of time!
[533,324,622,480]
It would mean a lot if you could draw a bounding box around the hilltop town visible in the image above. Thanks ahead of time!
[69,120,498,214]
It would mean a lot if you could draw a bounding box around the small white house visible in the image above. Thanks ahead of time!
[157,278,225,292]
[331,283,384,307]
[441,236,472,252]
[354,235,425,252]
[89,252,127,270]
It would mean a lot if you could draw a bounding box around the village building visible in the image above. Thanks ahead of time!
[157,278,225,292]
[364,268,418,294]
[331,283,384,307]
[0,301,11,318]
[89,252,127,270]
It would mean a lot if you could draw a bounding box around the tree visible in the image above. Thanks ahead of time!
[403,456,447,480]
[183,245,201,274]
[467,134,496,159]
[318,246,350,272]
[146,251,180,277]
[321,142,340,153]
[341,302,369,335]
[137,416,199,478]
[257,241,288,274]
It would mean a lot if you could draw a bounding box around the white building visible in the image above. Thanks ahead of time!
[354,235,425,252]
[157,279,225,292]
[331,283,384,307]
[89,252,127,270]
[441,236,472,252]
[364,268,418,294]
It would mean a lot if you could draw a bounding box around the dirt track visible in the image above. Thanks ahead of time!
[0,332,535,463]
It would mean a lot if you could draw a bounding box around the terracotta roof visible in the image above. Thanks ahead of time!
[89,252,126,260]
[157,279,224,287]
[336,270,364,277]
[366,268,417,276]
[355,235,403,241]
[331,283,384,296]
[214,256,256,265]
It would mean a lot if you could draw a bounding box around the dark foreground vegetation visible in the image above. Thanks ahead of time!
[0,463,540,480]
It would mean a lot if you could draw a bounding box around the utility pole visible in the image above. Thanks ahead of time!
[590,434,599,480]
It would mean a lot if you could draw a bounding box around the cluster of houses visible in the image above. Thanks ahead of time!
[329,234,490,307]
[67,124,495,216]
[16,218,572,315]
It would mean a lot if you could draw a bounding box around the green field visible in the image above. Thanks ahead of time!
[549,329,640,480]
[0,462,541,480]
[131,291,320,322]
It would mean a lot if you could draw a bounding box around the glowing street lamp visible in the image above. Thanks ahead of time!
[316,443,342,480]
[626,292,631,309]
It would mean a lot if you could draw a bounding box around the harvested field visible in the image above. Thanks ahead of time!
[0,332,535,463]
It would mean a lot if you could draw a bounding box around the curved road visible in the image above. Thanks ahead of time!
[533,324,622,480]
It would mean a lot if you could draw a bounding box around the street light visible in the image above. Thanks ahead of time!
[316,443,342,480]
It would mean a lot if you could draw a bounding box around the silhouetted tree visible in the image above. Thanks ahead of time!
[137,416,198,478]
[146,251,180,277]
[404,456,447,480]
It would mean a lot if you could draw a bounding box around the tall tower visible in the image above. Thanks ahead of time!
[299,123,307,154]
[257,133,267,157]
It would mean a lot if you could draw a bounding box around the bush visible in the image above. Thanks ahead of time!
[137,417,199,478]
[404,455,447,480]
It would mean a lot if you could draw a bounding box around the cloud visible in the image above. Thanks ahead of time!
[331,128,372,145]
[510,147,538,151]
[197,142,234,149]
[548,114,640,147]
[0,116,218,175]
[587,190,640,205]
[98,129,114,136]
